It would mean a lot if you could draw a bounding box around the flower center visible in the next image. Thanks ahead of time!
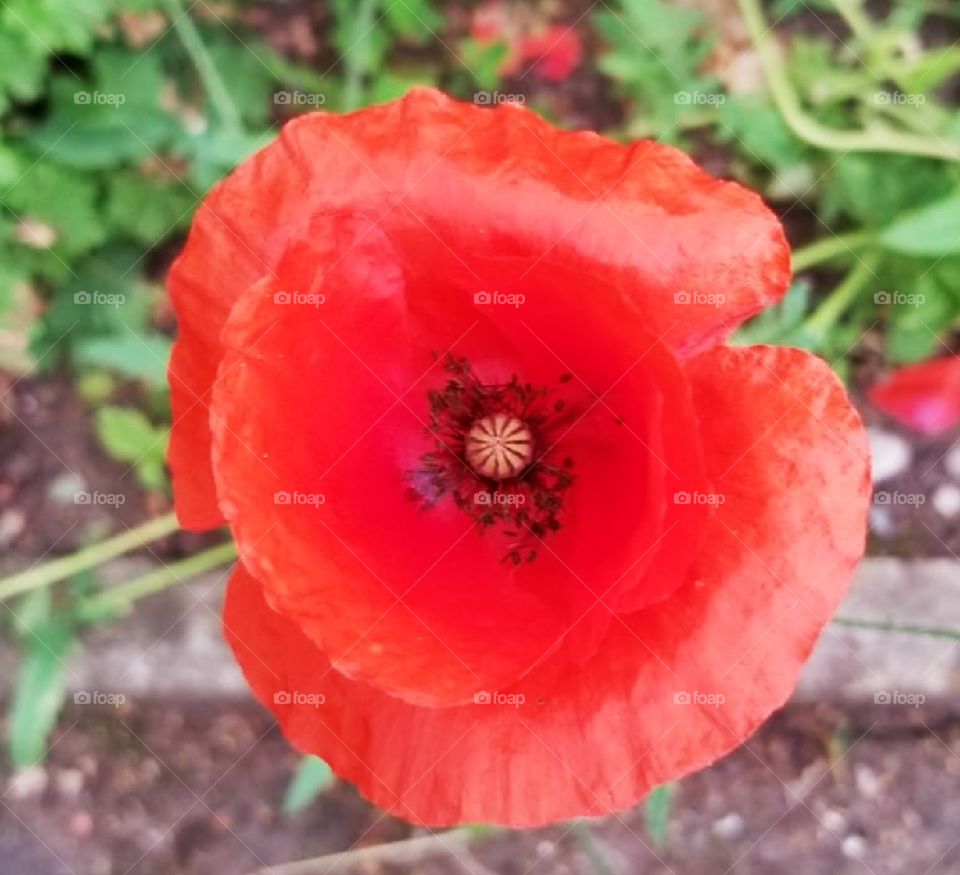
[408,355,576,564]
[464,413,534,480]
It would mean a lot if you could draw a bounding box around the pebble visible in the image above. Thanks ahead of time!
[842,835,868,859]
[854,764,882,799]
[932,484,960,518]
[47,471,87,506]
[6,765,48,800]
[69,811,94,838]
[712,813,745,839]
[867,428,912,482]
[55,768,85,799]
[945,446,960,480]
[535,840,556,857]
[0,509,25,549]
[821,809,846,832]
[869,505,896,538]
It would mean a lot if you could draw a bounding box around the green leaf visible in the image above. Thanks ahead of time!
[74,332,171,386]
[7,590,74,767]
[594,0,719,138]
[331,0,391,79]
[789,36,873,111]
[645,782,676,847]
[881,262,960,363]
[2,159,106,255]
[717,96,808,171]
[95,405,161,462]
[0,25,49,109]
[383,0,443,43]
[177,126,276,192]
[901,47,960,94]
[203,33,283,127]
[0,0,109,55]
[459,38,509,91]
[105,172,196,244]
[26,71,181,170]
[878,193,960,257]
[821,154,957,228]
[29,106,181,169]
[94,404,168,490]
[733,279,811,345]
[282,755,334,814]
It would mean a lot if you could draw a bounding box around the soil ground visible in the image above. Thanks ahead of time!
[3,700,960,875]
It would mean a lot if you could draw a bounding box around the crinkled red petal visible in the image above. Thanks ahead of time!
[167,88,790,530]
[222,344,869,827]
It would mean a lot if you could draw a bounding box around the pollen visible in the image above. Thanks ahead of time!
[465,413,534,480]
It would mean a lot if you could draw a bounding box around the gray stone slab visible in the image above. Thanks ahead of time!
[3,557,960,706]
[798,558,960,705]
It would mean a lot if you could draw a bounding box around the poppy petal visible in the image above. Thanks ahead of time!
[869,355,960,435]
[168,88,790,530]
[222,344,868,827]
[209,210,711,706]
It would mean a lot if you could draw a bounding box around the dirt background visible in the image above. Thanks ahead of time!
[4,701,960,875]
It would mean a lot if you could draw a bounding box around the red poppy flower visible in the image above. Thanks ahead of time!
[515,26,583,82]
[470,2,583,82]
[869,356,960,435]
[167,88,870,827]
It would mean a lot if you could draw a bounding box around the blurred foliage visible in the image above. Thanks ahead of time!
[7,587,74,767]
[598,0,960,364]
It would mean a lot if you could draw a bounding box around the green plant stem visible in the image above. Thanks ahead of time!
[76,541,237,621]
[791,232,870,273]
[800,252,880,339]
[164,0,243,132]
[0,512,181,603]
[834,617,960,640]
[737,0,960,161]
[830,0,876,44]
[340,0,379,111]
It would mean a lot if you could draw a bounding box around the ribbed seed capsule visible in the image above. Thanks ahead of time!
[464,413,534,480]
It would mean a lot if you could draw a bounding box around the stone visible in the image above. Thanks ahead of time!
[933,483,960,518]
[867,428,911,482]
